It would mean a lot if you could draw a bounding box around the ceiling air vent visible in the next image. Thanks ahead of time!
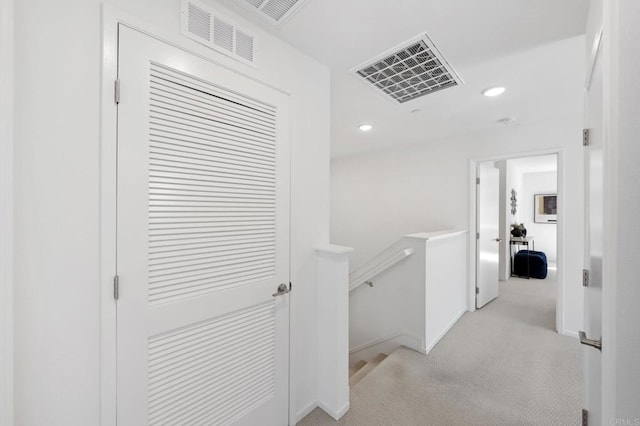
[352,33,463,104]
[181,0,257,66]
[240,0,311,25]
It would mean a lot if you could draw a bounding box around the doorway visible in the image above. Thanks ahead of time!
[471,152,562,333]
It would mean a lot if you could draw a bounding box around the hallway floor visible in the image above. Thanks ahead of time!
[299,276,582,425]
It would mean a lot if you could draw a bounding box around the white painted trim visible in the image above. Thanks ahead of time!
[560,330,579,339]
[600,2,616,420]
[100,5,297,425]
[469,148,567,335]
[423,309,466,353]
[349,332,425,357]
[317,401,350,421]
[316,244,354,257]
[296,400,319,423]
[99,6,119,425]
[0,0,14,423]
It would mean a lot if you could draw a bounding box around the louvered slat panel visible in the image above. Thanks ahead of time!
[149,63,277,304]
[150,83,277,134]
[150,122,276,157]
[151,65,273,116]
[150,109,276,149]
[150,241,273,261]
[148,301,276,425]
[150,78,276,129]
[152,271,276,303]
[149,230,275,245]
[150,137,276,167]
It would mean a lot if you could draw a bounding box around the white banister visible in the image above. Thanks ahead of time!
[348,248,415,292]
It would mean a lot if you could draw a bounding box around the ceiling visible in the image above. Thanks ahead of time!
[216,0,589,157]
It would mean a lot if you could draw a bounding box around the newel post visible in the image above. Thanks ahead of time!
[315,244,353,420]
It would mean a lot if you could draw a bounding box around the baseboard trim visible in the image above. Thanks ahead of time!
[349,332,405,355]
[349,332,424,363]
[424,308,466,353]
[317,401,350,421]
[559,329,579,339]
[296,400,319,423]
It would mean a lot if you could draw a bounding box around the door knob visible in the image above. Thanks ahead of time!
[272,283,291,297]
[579,331,602,351]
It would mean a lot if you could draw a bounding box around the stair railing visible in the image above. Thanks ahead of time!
[348,248,415,292]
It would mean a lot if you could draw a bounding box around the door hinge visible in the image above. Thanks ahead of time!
[583,128,590,146]
[113,275,120,300]
[582,408,588,426]
[476,177,480,184]
[582,269,590,287]
[476,232,480,240]
[476,287,480,294]
[114,79,121,105]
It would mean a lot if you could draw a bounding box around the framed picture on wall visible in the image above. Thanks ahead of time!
[534,194,557,223]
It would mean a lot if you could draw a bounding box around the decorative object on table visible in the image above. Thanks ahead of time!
[534,193,557,223]
[510,223,527,237]
[510,189,518,215]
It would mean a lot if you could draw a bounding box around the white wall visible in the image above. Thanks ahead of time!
[331,113,585,336]
[13,0,329,424]
[497,159,526,280]
[521,171,558,262]
[0,0,14,424]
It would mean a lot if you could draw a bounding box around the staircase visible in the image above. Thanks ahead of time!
[348,353,388,388]
[349,230,468,364]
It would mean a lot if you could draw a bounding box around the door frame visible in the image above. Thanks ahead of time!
[0,0,14,424]
[468,149,566,335]
[100,6,295,424]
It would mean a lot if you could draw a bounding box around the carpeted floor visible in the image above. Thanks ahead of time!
[299,275,583,425]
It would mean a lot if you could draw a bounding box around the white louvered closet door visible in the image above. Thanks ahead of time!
[116,25,290,426]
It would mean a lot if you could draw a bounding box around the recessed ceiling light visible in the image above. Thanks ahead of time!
[359,124,373,132]
[482,87,506,97]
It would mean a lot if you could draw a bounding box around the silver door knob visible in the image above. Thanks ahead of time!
[272,283,291,297]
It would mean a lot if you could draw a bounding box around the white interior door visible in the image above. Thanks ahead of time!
[476,163,500,308]
[116,25,291,426]
[582,7,604,424]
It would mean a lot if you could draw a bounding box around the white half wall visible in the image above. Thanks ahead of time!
[331,113,585,336]
[13,0,329,424]
[349,231,467,361]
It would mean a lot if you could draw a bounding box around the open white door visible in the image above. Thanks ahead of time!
[115,25,291,425]
[476,163,500,308]
[582,3,604,423]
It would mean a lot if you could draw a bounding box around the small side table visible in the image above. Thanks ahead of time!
[510,237,535,278]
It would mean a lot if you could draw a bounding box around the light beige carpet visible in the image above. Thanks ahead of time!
[299,276,582,425]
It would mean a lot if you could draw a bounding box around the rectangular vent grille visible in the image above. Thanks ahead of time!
[148,63,277,304]
[242,0,310,25]
[187,2,211,41]
[147,300,276,425]
[182,0,257,66]
[353,34,463,104]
